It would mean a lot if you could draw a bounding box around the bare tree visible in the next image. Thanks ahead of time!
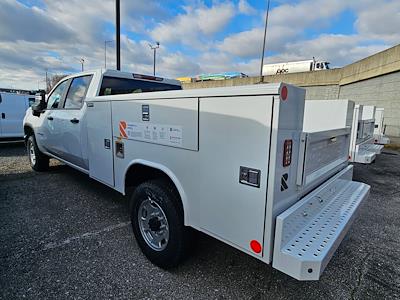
[46,74,67,93]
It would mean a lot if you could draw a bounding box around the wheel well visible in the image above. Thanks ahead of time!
[24,126,33,136]
[125,164,185,218]
[125,164,180,197]
[24,126,34,142]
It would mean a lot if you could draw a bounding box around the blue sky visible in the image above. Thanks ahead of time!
[0,0,399,89]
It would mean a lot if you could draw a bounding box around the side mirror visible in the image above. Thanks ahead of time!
[32,90,46,117]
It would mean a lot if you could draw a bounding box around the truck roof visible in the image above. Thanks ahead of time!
[88,82,295,102]
[62,69,181,87]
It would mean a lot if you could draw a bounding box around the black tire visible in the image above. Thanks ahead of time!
[130,179,192,269]
[27,135,49,171]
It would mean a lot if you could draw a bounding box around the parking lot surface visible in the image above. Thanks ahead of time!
[1,142,400,300]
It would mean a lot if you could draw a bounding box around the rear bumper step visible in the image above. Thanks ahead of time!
[365,144,384,154]
[272,166,370,280]
[355,148,376,164]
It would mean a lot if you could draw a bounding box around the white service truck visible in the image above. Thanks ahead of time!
[23,69,370,281]
[263,59,330,76]
[360,106,384,154]
[0,92,35,138]
[374,108,390,145]
[303,100,378,164]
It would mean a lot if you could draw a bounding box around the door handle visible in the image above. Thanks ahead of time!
[70,118,79,124]
[47,116,53,120]
[1,113,5,119]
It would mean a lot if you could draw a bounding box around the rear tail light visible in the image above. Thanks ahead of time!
[283,139,292,167]
[280,86,288,101]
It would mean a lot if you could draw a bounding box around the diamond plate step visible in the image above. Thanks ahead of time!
[272,166,370,280]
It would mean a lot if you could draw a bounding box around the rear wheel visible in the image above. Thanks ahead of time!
[27,135,49,171]
[130,179,192,269]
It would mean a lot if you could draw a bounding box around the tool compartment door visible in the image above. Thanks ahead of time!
[198,95,273,255]
[86,101,114,186]
[297,128,351,189]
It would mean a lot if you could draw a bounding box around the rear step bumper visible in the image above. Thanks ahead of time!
[364,144,384,154]
[355,148,376,164]
[272,166,370,280]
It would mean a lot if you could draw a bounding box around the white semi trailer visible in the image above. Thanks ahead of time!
[0,92,35,138]
[374,108,390,145]
[23,69,370,281]
[263,59,330,76]
[303,100,377,164]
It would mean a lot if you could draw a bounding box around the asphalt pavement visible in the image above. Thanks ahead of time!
[1,142,399,299]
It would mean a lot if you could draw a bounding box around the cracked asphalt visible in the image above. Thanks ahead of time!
[1,142,400,299]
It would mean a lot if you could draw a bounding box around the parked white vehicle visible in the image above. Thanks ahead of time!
[303,100,377,164]
[263,59,330,76]
[360,106,383,155]
[23,69,370,281]
[374,108,390,145]
[0,92,34,138]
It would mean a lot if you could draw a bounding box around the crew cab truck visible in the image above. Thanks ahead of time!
[24,70,370,281]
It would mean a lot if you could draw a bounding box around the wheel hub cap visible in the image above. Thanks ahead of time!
[138,197,169,251]
[29,142,36,165]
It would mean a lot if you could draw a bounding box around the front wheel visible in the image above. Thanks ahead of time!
[27,135,49,171]
[130,179,192,269]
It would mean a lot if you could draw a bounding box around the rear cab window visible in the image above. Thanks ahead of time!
[98,76,181,96]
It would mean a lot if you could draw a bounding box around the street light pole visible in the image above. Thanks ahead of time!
[259,0,271,79]
[149,42,160,76]
[79,58,85,71]
[45,69,48,92]
[104,40,113,69]
[116,0,121,70]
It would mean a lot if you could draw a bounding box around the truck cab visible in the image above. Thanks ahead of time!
[23,69,181,171]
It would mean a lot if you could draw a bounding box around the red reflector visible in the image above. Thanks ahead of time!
[281,86,288,101]
[283,139,292,167]
[250,240,262,253]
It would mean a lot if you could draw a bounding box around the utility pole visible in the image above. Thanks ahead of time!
[149,42,160,76]
[259,0,271,79]
[116,0,121,70]
[79,58,85,71]
[104,40,113,69]
[45,69,48,92]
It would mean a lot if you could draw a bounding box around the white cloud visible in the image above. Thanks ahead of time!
[150,2,236,49]
[355,0,400,43]
[238,0,257,15]
[0,0,398,89]
[0,0,73,42]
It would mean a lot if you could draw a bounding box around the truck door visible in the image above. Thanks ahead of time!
[52,75,92,170]
[0,93,27,138]
[36,79,69,155]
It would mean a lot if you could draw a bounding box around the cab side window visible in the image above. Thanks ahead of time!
[47,80,68,109]
[64,75,93,109]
